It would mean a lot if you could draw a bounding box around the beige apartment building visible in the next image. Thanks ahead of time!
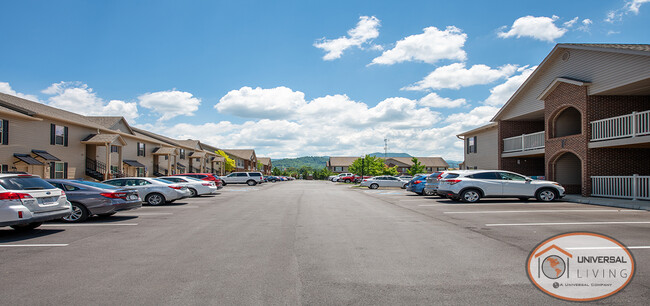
[257,157,272,175]
[457,123,498,170]
[224,149,258,172]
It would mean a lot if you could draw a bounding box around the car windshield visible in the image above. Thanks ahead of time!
[0,176,55,190]
[72,180,120,189]
[153,178,175,184]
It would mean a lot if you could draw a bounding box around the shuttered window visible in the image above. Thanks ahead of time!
[50,124,68,146]
[0,119,8,145]
[137,142,146,156]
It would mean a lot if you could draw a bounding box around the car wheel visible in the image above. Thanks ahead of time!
[423,189,435,196]
[145,193,165,206]
[460,189,481,203]
[536,188,557,202]
[222,182,227,186]
[402,184,407,189]
[97,212,116,218]
[62,202,89,222]
[188,188,198,197]
[344,179,350,183]
[369,183,379,189]
[10,222,43,231]
[246,180,257,186]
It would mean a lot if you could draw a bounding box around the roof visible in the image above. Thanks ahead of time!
[224,149,256,160]
[456,122,498,137]
[85,116,133,134]
[189,151,206,158]
[385,157,449,168]
[14,153,43,165]
[81,134,127,146]
[328,157,359,167]
[32,150,60,161]
[257,157,272,165]
[492,43,650,121]
[0,104,42,121]
[123,160,146,168]
[211,156,225,162]
[177,139,201,150]
[152,147,177,155]
[131,127,187,148]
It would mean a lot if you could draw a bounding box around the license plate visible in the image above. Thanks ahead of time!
[128,194,138,200]
[37,197,57,204]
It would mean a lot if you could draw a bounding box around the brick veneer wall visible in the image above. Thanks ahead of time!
[589,148,650,176]
[501,157,545,176]
[497,120,545,169]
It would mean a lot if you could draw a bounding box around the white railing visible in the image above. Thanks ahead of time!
[591,175,650,200]
[503,131,545,153]
[591,110,650,141]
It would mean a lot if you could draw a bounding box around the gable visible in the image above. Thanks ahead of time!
[111,119,135,135]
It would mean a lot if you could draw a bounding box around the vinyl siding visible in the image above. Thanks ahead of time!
[463,127,498,170]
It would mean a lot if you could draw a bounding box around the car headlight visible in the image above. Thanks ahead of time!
[551,183,562,187]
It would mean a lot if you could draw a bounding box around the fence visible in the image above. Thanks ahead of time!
[503,131,545,153]
[591,175,650,200]
[591,110,650,141]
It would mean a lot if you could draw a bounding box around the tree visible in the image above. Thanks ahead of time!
[348,155,386,176]
[382,165,399,176]
[407,157,426,176]
[216,150,235,172]
[272,167,282,176]
[257,161,264,171]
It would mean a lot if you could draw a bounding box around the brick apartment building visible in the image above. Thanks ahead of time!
[461,44,650,199]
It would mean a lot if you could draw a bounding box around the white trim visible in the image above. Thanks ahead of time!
[537,77,590,101]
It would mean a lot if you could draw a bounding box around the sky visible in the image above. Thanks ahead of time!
[1,0,649,160]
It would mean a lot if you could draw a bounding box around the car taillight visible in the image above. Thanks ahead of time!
[0,192,33,200]
[100,192,128,199]
[60,190,66,196]
[169,186,183,190]
[445,179,462,185]
[437,174,443,179]
[202,183,211,186]
[414,180,422,184]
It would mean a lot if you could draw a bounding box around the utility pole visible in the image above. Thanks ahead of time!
[384,138,388,159]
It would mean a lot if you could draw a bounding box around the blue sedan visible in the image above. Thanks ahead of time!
[405,174,431,195]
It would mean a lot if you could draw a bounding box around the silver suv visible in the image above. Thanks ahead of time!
[221,172,264,186]
[0,173,72,230]
[437,170,565,203]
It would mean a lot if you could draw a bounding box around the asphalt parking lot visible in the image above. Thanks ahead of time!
[1,181,648,304]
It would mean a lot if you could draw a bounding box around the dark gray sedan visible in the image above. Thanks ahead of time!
[46,179,142,222]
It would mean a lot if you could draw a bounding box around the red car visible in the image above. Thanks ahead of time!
[174,173,223,189]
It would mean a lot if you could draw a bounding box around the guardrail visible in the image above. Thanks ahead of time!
[591,110,650,141]
[591,175,650,200]
[503,131,545,153]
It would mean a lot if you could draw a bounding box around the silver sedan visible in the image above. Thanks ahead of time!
[159,176,219,197]
[103,177,191,206]
[360,176,409,189]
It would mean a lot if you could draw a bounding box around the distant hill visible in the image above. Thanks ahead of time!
[271,156,329,169]
[445,160,462,168]
[368,152,412,158]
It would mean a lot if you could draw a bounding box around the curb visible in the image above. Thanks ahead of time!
[562,197,650,211]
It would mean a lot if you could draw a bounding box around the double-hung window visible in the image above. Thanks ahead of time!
[0,119,7,145]
[50,124,68,146]
[137,142,146,157]
[179,149,185,159]
[467,136,477,154]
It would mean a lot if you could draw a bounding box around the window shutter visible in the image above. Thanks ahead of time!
[466,138,470,154]
[2,119,8,145]
[473,136,477,153]
[49,162,55,178]
[64,126,69,147]
[63,162,68,179]
[143,143,146,157]
[50,124,56,145]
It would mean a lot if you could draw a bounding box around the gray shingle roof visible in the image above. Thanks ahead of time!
[328,157,359,167]
[561,43,650,53]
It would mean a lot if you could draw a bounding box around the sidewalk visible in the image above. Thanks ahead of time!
[562,194,650,211]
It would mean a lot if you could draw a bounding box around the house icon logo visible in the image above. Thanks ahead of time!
[526,232,635,302]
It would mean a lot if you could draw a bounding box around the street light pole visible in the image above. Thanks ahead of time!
[360,155,364,185]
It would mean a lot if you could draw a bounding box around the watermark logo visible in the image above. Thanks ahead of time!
[526,232,635,301]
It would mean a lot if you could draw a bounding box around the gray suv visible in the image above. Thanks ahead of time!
[221,172,264,186]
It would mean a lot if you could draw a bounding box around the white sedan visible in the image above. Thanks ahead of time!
[160,176,219,197]
[360,176,409,189]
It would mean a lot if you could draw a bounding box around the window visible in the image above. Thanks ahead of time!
[50,124,68,146]
[63,184,81,191]
[236,173,248,177]
[0,176,55,190]
[49,162,67,179]
[179,149,185,159]
[249,173,261,177]
[469,172,500,180]
[467,136,477,153]
[335,166,343,172]
[111,145,119,153]
[499,172,527,181]
[137,167,145,177]
[0,165,8,172]
[137,142,146,157]
[0,119,7,145]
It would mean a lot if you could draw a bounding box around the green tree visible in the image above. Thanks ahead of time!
[257,161,264,171]
[216,150,235,172]
[272,167,282,176]
[348,155,386,176]
[382,165,399,176]
[313,167,334,180]
[407,157,426,176]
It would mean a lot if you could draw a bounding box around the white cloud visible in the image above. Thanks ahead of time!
[577,19,593,32]
[498,15,567,42]
[563,17,579,28]
[627,0,650,13]
[138,90,201,121]
[445,105,500,126]
[418,93,466,108]
[483,65,537,106]
[314,16,381,60]
[403,63,518,91]
[215,86,306,119]
[42,81,139,122]
[370,26,467,65]
[606,0,650,22]
[0,82,40,101]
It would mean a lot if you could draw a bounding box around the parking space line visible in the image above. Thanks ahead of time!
[118,212,173,216]
[0,244,68,247]
[41,223,138,227]
[444,209,637,214]
[486,221,650,227]
[418,202,580,207]
[568,246,650,250]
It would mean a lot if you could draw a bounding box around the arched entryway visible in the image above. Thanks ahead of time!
[553,152,582,194]
[553,107,582,138]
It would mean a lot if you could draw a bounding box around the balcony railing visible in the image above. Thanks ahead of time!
[591,175,650,200]
[503,131,545,153]
[591,110,650,141]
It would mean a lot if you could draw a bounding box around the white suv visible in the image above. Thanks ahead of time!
[221,172,264,186]
[0,173,72,230]
[437,170,565,203]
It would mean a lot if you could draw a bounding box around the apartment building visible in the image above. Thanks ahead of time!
[257,157,272,175]
[224,149,258,172]
[327,157,358,173]
[457,123,499,170]
[488,44,650,198]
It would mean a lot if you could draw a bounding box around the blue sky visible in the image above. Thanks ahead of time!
[1,0,649,160]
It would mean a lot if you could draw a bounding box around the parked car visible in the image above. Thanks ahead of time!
[0,173,72,230]
[398,174,414,181]
[423,171,448,196]
[46,179,141,222]
[221,172,264,186]
[102,177,191,206]
[360,176,409,189]
[331,173,354,182]
[405,174,430,195]
[354,175,372,183]
[265,176,280,182]
[338,174,358,183]
[173,173,223,188]
[159,176,218,197]
[437,170,566,203]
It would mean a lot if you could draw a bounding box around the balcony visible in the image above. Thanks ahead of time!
[592,175,650,200]
[502,131,545,157]
[590,110,650,148]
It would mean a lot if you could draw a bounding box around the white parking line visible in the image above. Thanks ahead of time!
[119,212,173,216]
[418,202,578,207]
[486,221,650,227]
[444,209,637,214]
[41,223,138,227]
[0,244,68,247]
[568,246,650,250]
